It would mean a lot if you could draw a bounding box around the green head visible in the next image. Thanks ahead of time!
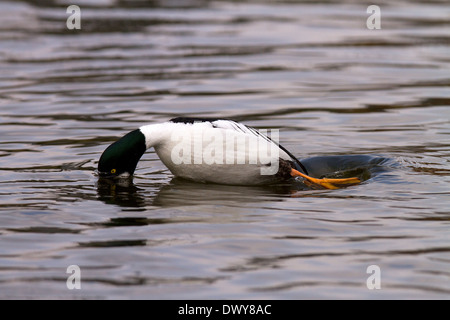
[98,129,147,179]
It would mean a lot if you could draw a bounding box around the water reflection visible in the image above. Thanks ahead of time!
[96,155,389,207]
[97,177,148,208]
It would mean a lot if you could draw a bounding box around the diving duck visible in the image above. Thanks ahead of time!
[98,117,360,189]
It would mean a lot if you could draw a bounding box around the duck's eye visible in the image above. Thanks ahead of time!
[111,169,117,174]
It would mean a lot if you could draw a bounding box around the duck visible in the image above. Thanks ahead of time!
[97,117,360,189]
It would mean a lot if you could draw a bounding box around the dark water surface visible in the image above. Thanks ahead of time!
[0,0,449,299]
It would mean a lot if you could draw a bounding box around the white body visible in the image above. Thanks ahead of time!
[139,120,292,185]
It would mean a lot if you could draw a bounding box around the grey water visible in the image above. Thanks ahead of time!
[0,0,449,299]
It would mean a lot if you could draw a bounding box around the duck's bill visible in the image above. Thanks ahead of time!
[290,168,361,190]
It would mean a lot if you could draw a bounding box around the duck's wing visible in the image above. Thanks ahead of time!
[171,117,271,141]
